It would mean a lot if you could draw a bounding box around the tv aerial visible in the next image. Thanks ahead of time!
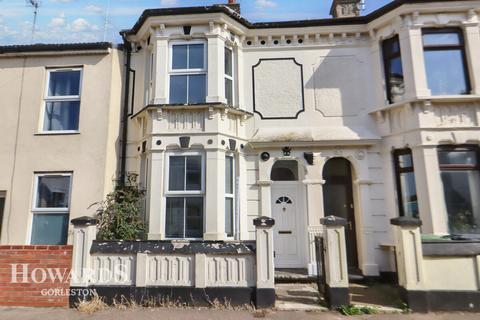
[26,0,41,43]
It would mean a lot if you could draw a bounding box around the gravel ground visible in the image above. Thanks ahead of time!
[1,307,480,320]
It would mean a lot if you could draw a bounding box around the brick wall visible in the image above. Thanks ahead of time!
[0,245,72,307]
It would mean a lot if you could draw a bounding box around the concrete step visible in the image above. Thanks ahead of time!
[275,283,328,311]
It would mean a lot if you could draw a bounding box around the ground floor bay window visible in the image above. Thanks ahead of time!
[165,153,204,239]
[438,145,480,236]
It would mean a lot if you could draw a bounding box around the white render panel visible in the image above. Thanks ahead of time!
[253,59,304,119]
[205,255,255,287]
[92,255,136,285]
[146,255,194,286]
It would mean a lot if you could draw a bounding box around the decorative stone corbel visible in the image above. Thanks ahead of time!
[240,114,247,127]
[208,106,215,120]
[156,108,163,121]
[221,108,228,120]
[421,100,433,114]
[209,21,215,32]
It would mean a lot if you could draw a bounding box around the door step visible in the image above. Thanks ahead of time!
[275,283,327,311]
[275,268,316,283]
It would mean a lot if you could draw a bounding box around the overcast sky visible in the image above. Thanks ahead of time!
[0,0,392,45]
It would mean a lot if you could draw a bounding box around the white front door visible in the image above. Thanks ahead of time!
[271,182,305,268]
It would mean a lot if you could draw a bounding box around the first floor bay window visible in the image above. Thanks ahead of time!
[31,173,72,245]
[438,146,480,235]
[165,154,204,238]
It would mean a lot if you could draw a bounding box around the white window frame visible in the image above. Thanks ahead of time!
[40,68,83,134]
[164,151,205,240]
[224,46,235,107]
[167,40,208,104]
[29,172,73,244]
[225,154,235,238]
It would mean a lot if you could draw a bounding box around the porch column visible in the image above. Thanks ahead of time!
[411,145,448,234]
[303,178,325,276]
[399,21,431,99]
[257,180,273,217]
[153,28,169,104]
[354,178,379,276]
[464,12,480,95]
[147,151,164,240]
[204,149,226,240]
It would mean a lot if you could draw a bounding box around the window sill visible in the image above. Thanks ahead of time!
[35,131,80,136]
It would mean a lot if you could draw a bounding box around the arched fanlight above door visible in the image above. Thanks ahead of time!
[271,160,299,181]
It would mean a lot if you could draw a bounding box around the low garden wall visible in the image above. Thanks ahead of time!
[70,216,276,308]
[0,245,72,307]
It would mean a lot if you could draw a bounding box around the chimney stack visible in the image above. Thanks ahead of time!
[225,0,241,14]
[330,0,361,18]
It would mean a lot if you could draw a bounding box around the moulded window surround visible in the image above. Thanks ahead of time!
[422,28,471,96]
[30,173,72,245]
[393,149,419,218]
[168,41,207,105]
[41,68,82,134]
[438,145,480,236]
[164,152,205,239]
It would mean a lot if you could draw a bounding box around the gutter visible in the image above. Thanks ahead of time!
[119,34,132,186]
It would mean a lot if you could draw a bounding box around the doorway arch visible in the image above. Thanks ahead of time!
[322,157,359,271]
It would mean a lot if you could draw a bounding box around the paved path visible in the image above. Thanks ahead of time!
[1,307,480,320]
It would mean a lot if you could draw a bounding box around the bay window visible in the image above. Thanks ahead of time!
[43,69,82,132]
[31,173,72,245]
[422,28,470,95]
[169,43,206,104]
[382,35,404,103]
[225,47,234,106]
[165,154,204,238]
[393,149,419,218]
[225,155,235,237]
[438,146,480,235]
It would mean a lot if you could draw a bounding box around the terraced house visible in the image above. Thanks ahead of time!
[1,0,480,312]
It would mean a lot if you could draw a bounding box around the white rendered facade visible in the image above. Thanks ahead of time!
[122,0,480,277]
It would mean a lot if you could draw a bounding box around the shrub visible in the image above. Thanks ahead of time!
[92,173,146,240]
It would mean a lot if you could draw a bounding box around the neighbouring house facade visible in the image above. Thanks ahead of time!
[1,0,480,284]
[0,43,123,245]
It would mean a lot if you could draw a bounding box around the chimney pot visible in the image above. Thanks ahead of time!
[330,0,362,18]
[228,0,236,3]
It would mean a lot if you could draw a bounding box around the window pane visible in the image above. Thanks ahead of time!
[423,32,461,46]
[383,36,401,58]
[31,214,68,245]
[438,150,478,166]
[441,170,480,234]
[397,153,413,169]
[424,50,468,95]
[186,156,202,191]
[386,56,404,102]
[225,48,233,76]
[399,172,419,218]
[166,197,185,238]
[43,101,80,131]
[188,74,206,104]
[225,156,233,194]
[225,78,233,106]
[172,45,188,69]
[225,197,234,237]
[185,197,203,238]
[48,70,81,96]
[169,156,186,191]
[169,75,188,104]
[271,160,299,181]
[189,44,204,69]
[36,176,70,209]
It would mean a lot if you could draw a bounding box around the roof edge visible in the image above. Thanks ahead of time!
[0,42,113,55]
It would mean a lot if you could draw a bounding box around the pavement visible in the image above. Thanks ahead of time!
[1,307,480,320]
